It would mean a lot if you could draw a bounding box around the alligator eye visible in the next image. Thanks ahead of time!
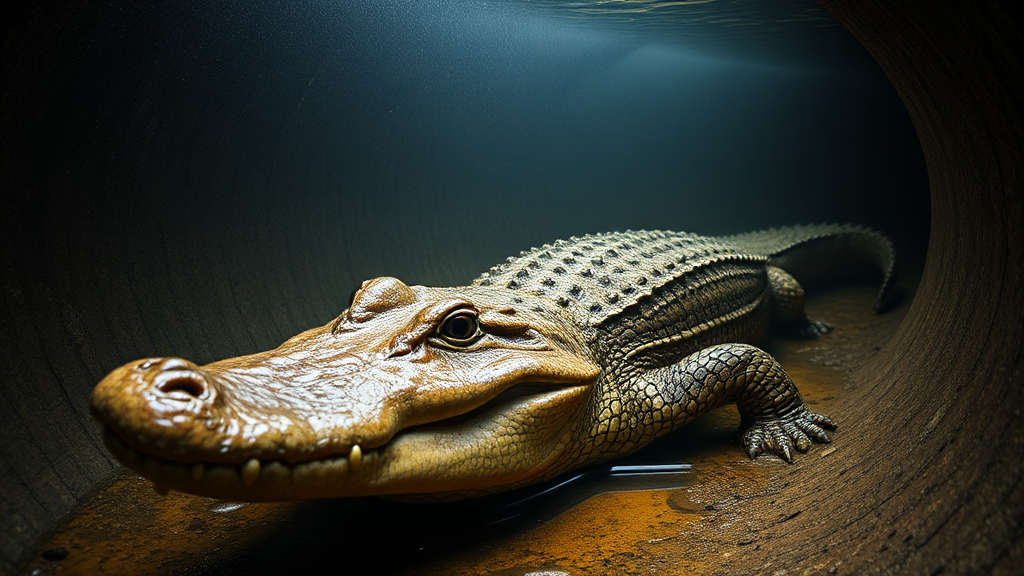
[438,310,480,344]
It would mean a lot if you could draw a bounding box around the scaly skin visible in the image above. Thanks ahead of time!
[90,224,894,500]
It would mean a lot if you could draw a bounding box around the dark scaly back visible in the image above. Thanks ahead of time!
[473,224,896,370]
[721,224,896,311]
[473,230,772,369]
[473,231,763,325]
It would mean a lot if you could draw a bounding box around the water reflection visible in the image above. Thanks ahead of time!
[208,501,249,514]
[485,462,695,528]
[609,463,693,476]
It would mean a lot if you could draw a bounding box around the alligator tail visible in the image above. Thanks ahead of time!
[721,224,897,312]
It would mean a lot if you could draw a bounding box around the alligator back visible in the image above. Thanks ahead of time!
[474,231,763,322]
[473,225,894,369]
[474,230,770,368]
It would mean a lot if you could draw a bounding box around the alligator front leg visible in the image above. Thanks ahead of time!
[643,343,836,462]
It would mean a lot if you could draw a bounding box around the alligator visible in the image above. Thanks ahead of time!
[90,224,894,501]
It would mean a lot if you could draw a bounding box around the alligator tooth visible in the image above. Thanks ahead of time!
[262,460,291,485]
[349,444,362,473]
[241,458,260,487]
[153,483,170,497]
[191,463,205,482]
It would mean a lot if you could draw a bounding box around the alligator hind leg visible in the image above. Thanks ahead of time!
[767,265,831,338]
[646,342,835,462]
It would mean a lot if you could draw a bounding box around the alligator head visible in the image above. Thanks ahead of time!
[90,277,600,500]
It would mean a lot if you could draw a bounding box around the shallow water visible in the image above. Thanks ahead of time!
[22,281,909,575]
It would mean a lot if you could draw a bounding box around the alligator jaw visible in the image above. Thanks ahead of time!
[101,381,592,500]
[100,428,361,500]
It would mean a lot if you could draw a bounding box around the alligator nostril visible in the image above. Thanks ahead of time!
[158,376,206,399]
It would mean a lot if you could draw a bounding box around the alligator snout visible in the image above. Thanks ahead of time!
[116,357,221,424]
[90,356,225,461]
[90,334,420,468]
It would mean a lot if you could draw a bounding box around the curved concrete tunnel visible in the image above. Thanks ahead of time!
[1,0,1021,573]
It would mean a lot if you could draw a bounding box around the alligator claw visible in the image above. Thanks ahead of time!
[743,407,836,463]
[779,439,794,462]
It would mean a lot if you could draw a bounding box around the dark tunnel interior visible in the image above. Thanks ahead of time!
[1,1,1021,574]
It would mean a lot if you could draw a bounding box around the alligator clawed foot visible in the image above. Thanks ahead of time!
[743,407,836,463]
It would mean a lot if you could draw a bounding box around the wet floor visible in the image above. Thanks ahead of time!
[20,282,909,576]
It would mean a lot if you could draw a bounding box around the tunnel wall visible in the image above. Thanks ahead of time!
[749,1,1023,572]
[1,0,1021,573]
